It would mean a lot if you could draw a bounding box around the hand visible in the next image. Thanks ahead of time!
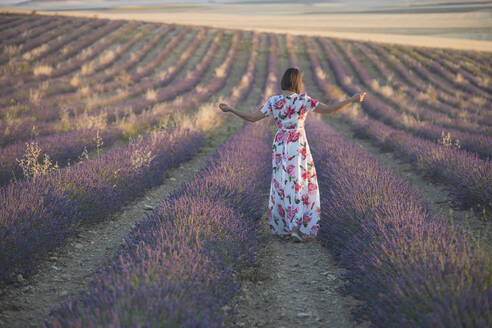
[351,92,367,103]
[219,103,232,112]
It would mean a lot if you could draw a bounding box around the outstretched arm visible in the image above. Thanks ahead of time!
[315,92,367,114]
[218,103,266,122]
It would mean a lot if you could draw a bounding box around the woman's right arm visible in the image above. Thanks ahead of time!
[315,92,367,115]
[219,103,266,122]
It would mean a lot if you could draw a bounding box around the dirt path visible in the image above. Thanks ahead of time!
[224,211,369,328]
[0,119,243,328]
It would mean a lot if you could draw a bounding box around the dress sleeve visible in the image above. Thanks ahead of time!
[257,96,273,117]
[305,94,320,112]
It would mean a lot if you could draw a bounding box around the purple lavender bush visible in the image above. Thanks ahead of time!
[351,117,492,214]
[0,31,241,187]
[333,39,492,159]
[319,38,492,159]
[0,128,204,284]
[308,118,491,328]
[370,43,488,115]
[309,38,492,213]
[43,121,271,327]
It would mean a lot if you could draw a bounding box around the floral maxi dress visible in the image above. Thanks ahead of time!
[258,93,321,237]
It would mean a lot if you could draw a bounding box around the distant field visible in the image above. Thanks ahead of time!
[3,1,492,52]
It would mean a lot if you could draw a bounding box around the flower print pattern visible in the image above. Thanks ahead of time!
[259,93,321,237]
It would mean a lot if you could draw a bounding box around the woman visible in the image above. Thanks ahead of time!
[219,67,366,242]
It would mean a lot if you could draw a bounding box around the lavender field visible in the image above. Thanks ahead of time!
[0,11,490,328]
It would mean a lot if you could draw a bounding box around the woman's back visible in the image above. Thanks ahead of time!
[259,93,319,130]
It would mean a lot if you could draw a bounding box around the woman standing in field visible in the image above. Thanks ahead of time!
[219,68,366,242]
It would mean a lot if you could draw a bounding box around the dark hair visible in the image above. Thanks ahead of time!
[280,67,302,94]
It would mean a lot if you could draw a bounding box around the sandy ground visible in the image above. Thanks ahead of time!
[223,210,369,328]
[3,3,492,52]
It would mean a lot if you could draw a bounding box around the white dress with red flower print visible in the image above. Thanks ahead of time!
[259,93,321,237]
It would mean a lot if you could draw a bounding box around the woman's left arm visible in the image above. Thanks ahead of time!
[315,92,367,115]
[219,103,266,122]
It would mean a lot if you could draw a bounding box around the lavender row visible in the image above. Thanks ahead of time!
[331,39,492,158]
[415,47,492,95]
[367,43,489,117]
[0,14,47,35]
[383,44,491,105]
[0,18,74,67]
[105,30,254,141]
[0,19,87,74]
[0,28,207,148]
[285,34,299,68]
[0,15,20,30]
[125,27,192,83]
[14,19,131,88]
[0,17,100,60]
[47,25,189,114]
[442,49,492,77]
[318,38,492,159]
[0,20,131,98]
[0,15,52,41]
[0,14,47,43]
[0,14,31,34]
[146,31,248,115]
[407,46,492,100]
[227,32,260,106]
[0,19,107,91]
[138,32,226,110]
[446,46,492,72]
[22,19,108,66]
[43,119,271,327]
[0,127,205,285]
[0,15,59,55]
[351,116,492,214]
[262,33,281,98]
[2,25,184,123]
[4,21,147,108]
[304,36,341,97]
[12,21,148,107]
[1,27,194,131]
[353,42,492,129]
[307,37,492,213]
[78,30,224,127]
[308,118,491,328]
[0,31,243,186]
